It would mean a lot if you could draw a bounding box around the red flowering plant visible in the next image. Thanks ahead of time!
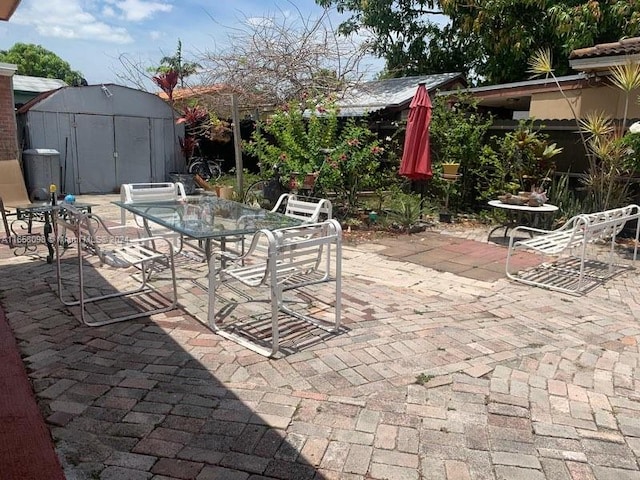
[244,97,385,215]
[176,104,209,168]
[152,70,179,101]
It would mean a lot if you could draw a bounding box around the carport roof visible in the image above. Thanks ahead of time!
[336,73,465,116]
[13,75,67,93]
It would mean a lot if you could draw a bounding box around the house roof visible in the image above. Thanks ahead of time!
[13,74,67,93]
[438,73,587,111]
[570,37,640,60]
[157,84,243,102]
[0,0,21,21]
[569,37,640,72]
[336,73,465,116]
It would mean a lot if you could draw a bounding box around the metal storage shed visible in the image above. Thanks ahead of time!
[17,84,182,194]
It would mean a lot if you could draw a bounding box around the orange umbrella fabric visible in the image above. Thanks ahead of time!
[399,83,433,180]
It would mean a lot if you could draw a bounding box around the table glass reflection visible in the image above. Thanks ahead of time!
[113,196,302,240]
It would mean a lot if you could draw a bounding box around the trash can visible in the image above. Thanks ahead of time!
[22,149,61,201]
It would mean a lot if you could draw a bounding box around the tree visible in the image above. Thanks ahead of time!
[316,0,640,84]
[152,39,201,88]
[200,5,369,105]
[0,43,85,85]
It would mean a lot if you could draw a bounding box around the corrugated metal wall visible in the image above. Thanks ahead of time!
[17,85,183,194]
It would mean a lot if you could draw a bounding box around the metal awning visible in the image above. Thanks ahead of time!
[0,0,21,21]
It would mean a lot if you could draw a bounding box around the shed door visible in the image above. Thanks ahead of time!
[115,116,151,185]
[74,114,116,193]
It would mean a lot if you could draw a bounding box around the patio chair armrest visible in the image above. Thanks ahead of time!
[510,225,552,238]
[215,229,270,264]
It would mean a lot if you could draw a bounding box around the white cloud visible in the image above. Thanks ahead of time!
[149,30,161,40]
[104,0,172,22]
[102,6,117,18]
[12,0,133,44]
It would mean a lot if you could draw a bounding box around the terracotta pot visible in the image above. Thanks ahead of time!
[302,173,318,190]
[217,185,235,200]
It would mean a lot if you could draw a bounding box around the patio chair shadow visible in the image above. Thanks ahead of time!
[0,255,336,479]
[511,256,634,294]
[194,277,348,358]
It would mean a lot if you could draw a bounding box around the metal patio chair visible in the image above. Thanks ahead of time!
[215,219,342,356]
[55,205,178,326]
[120,182,187,253]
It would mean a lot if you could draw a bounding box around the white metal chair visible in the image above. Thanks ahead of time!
[55,205,178,327]
[120,182,187,252]
[215,219,342,356]
[271,193,333,222]
[506,204,640,294]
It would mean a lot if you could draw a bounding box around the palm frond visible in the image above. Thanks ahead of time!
[610,61,640,93]
[578,111,613,139]
[528,48,553,78]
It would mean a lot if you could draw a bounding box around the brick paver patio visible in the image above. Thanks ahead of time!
[1,195,639,480]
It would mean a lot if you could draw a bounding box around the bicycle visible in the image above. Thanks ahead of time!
[243,165,287,210]
[188,157,223,181]
[243,156,329,210]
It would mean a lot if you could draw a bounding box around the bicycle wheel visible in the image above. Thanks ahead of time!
[209,163,222,181]
[243,180,270,208]
[189,161,212,181]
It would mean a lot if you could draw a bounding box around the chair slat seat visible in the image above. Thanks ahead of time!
[215,219,342,356]
[514,230,584,255]
[506,204,640,294]
[103,244,165,265]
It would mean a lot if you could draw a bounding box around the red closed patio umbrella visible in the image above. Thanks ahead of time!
[399,82,433,180]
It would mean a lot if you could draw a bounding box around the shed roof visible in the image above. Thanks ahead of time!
[17,84,174,118]
[13,74,67,93]
[336,73,465,116]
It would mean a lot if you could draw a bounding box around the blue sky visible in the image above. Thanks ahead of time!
[0,0,377,87]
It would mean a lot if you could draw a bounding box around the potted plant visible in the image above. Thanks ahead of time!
[442,163,460,176]
[499,120,561,197]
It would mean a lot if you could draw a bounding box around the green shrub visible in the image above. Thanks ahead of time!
[244,98,387,216]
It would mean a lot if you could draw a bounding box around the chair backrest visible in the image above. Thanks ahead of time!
[580,204,640,243]
[236,219,341,287]
[272,194,332,223]
[120,182,186,225]
[268,219,341,283]
[0,159,30,209]
[57,205,127,267]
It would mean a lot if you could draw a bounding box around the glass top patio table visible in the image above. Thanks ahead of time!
[113,195,306,339]
[113,196,303,240]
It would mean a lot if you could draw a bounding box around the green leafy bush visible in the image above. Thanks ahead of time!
[429,93,494,209]
[244,99,386,216]
[498,119,562,193]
